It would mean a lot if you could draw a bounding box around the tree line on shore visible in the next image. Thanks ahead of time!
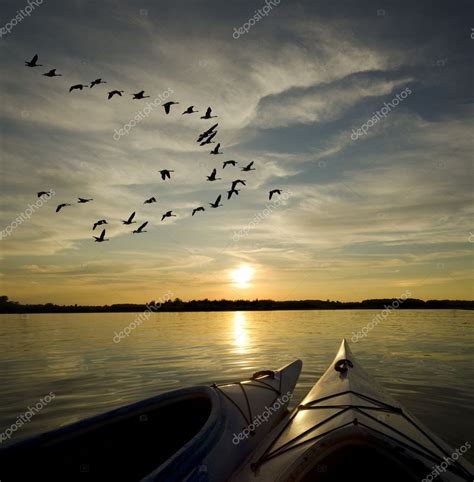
[0,295,472,313]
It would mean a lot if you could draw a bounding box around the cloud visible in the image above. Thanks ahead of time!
[0,0,472,302]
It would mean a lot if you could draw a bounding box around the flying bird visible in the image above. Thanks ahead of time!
[25,54,42,67]
[122,212,136,225]
[227,189,240,199]
[161,211,176,221]
[209,195,222,208]
[132,91,150,99]
[269,189,282,200]
[201,107,217,119]
[144,197,157,204]
[77,198,93,203]
[207,168,221,181]
[182,106,198,115]
[163,101,179,114]
[192,207,205,216]
[133,222,148,234]
[108,90,124,99]
[37,191,52,198]
[197,123,218,143]
[93,229,109,242]
[231,180,246,190]
[241,161,255,171]
[43,69,61,77]
[93,219,107,230]
[56,203,71,213]
[200,131,217,146]
[90,78,106,88]
[159,170,174,180]
[69,84,86,93]
[223,160,237,169]
[210,143,223,155]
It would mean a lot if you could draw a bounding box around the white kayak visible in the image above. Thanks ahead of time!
[231,339,473,482]
[0,359,302,482]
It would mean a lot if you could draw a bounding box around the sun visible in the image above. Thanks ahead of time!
[231,265,255,288]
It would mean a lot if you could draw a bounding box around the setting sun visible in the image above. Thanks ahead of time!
[231,265,255,288]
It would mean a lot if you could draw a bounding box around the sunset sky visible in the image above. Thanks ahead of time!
[0,0,473,304]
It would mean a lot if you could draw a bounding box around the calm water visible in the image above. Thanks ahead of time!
[0,310,473,460]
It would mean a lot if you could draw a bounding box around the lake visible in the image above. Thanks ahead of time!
[0,309,472,461]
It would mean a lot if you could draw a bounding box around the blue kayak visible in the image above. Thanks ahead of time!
[0,359,302,481]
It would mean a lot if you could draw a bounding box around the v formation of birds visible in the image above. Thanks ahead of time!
[27,54,283,243]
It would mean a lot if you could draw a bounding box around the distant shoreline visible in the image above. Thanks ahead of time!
[1,296,473,314]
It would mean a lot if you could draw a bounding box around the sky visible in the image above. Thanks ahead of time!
[0,0,473,304]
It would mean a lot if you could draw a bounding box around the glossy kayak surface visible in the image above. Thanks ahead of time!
[0,359,302,482]
[232,340,473,482]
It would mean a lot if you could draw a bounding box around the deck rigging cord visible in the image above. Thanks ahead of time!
[212,369,284,429]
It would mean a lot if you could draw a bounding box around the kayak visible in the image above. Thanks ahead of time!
[231,339,473,482]
[0,359,302,482]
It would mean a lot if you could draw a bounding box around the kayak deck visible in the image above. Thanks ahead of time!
[232,339,473,482]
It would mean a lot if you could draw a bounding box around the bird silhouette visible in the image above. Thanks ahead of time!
[209,195,223,208]
[210,143,223,155]
[207,168,221,181]
[25,54,42,67]
[227,188,240,199]
[77,198,93,203]
[197,124,218,143]
[37,191,52,198]
[200,132,217,146]
[69,84,86,93]
[122,212,136,225]
[93,219,107,230]
[201,107,217,119]
[192,207,205,216]
[269,189,282,200]
[108,90,124,99]
[182,106,198,115]
[241,161,255,171]
[132,91,150,99]
[231,180,246,190]
[43,69,61,77]
[223,160,237,169]
[163,101,179,114]
[161,211,176,221]
[56,203,71,213]
[90,78,106,88]
[159,170,174,180]
[144,197,157,204]
[93,229,109,242]
[133,222,148,234]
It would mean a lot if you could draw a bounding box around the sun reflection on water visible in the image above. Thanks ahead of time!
[233,311,248,354]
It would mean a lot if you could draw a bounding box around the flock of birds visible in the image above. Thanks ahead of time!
[27,54,284,243]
